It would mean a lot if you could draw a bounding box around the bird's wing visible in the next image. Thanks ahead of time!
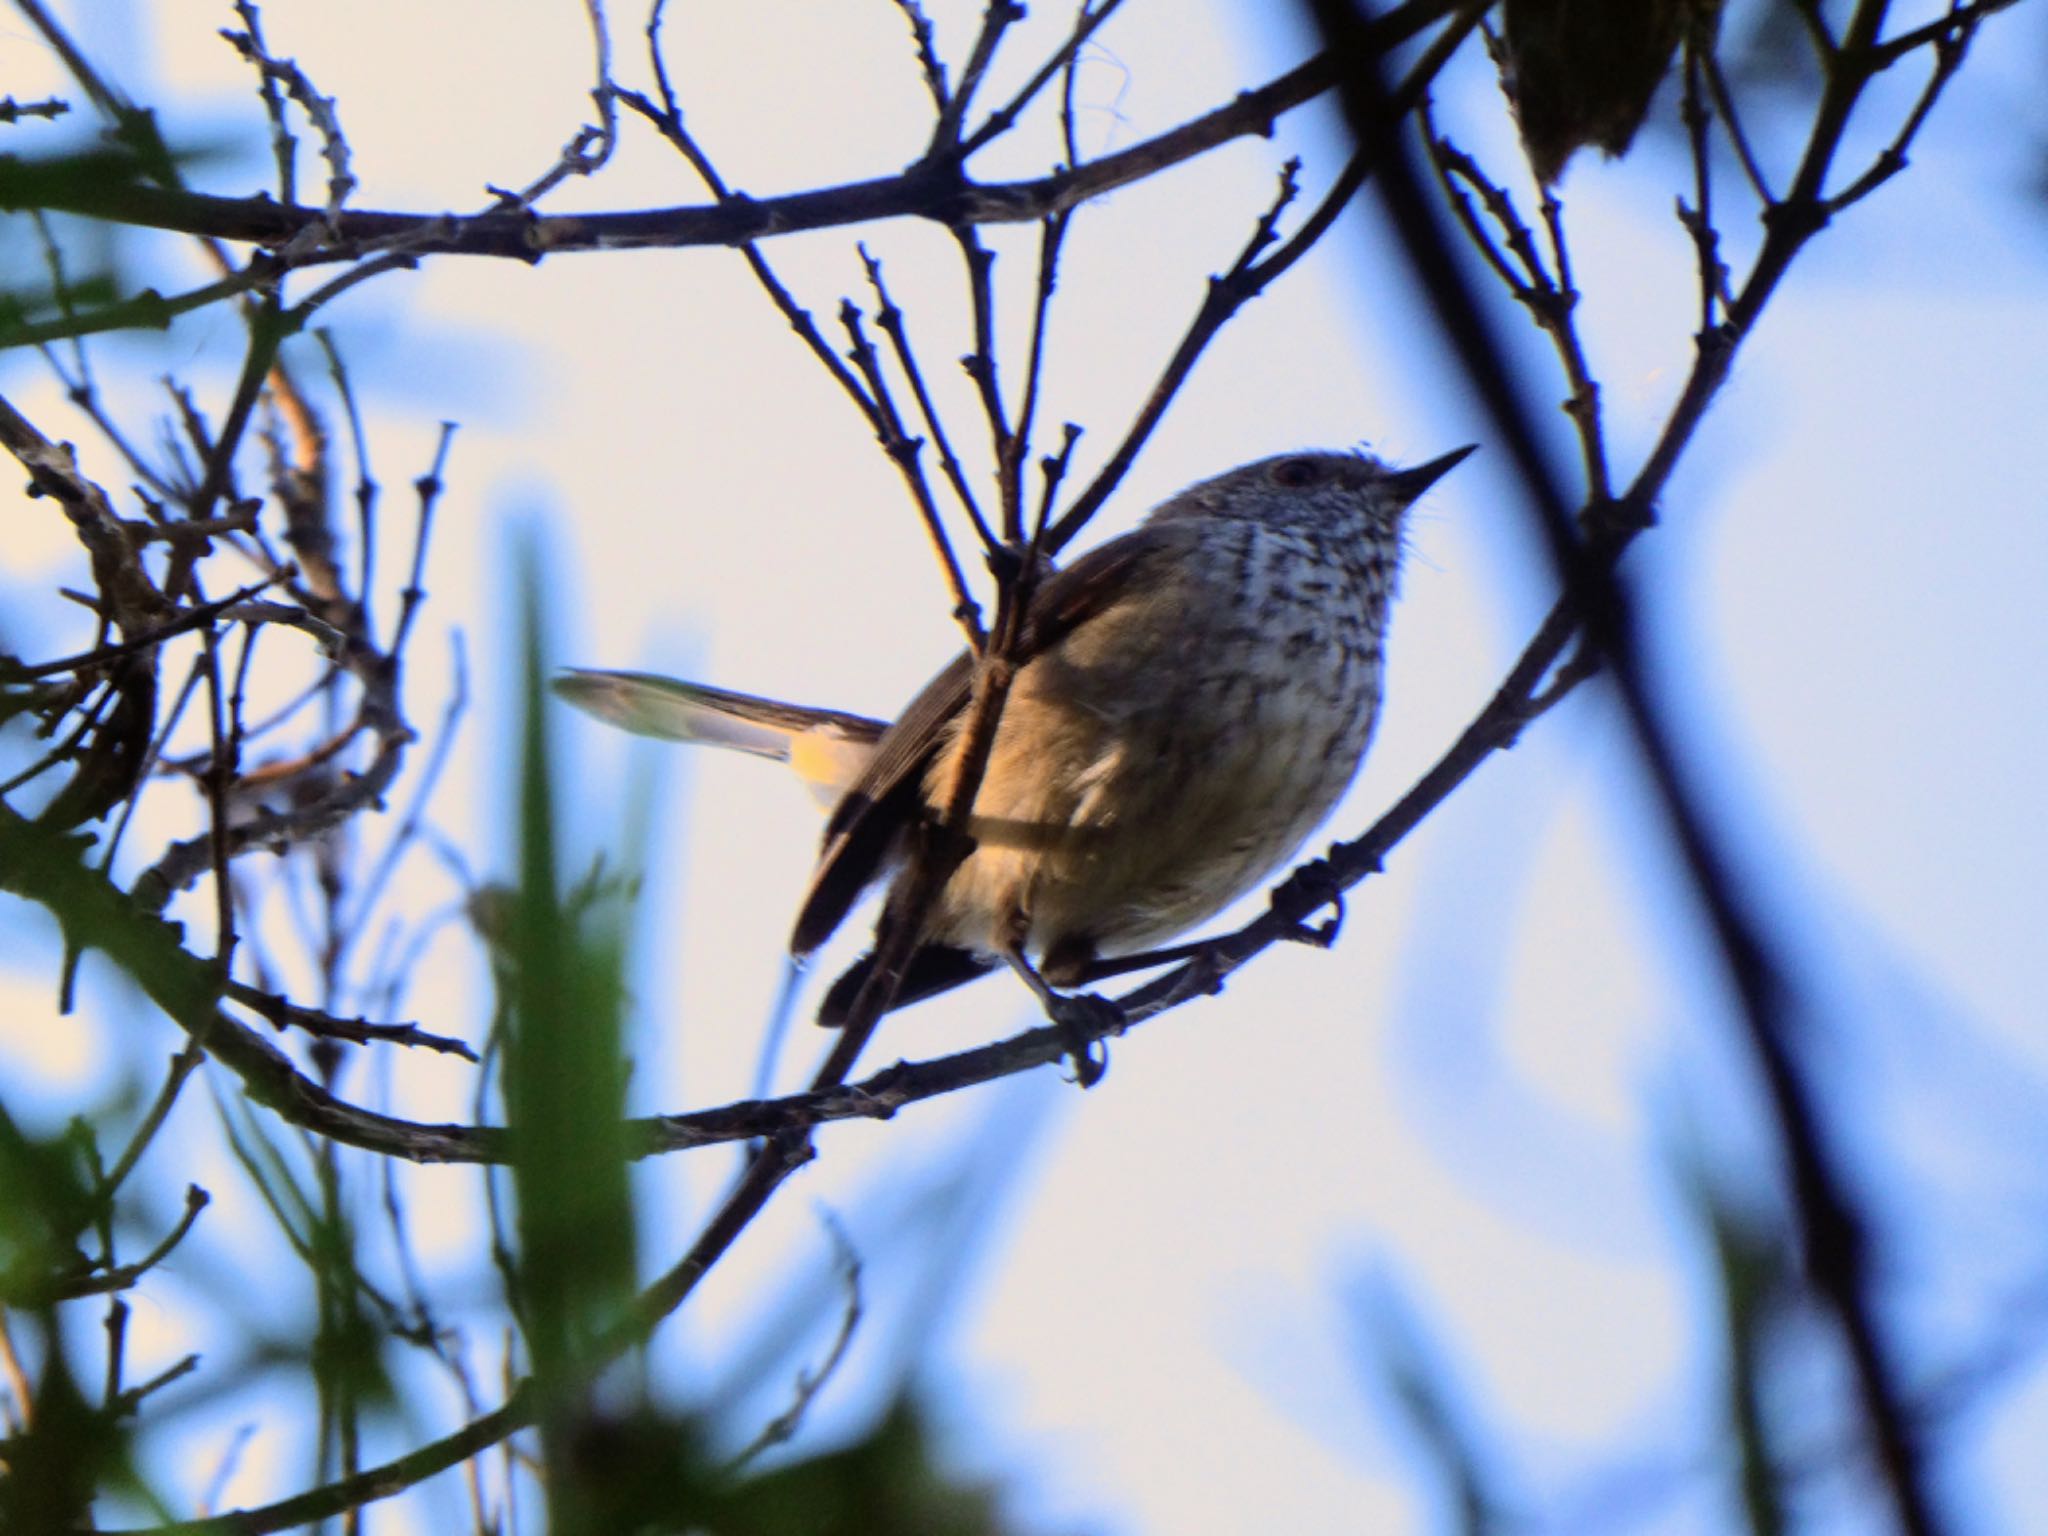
[789,526,1176,956]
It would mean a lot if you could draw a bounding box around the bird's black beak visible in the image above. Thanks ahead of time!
[1386,444,1478,502]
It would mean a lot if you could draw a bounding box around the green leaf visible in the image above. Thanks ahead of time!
[499,538,642,1534]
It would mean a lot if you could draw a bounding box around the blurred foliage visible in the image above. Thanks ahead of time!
[0,142,219,350]
[1691,1167,1795,1536]
[0,146,160,217]
[534,1398,1021,1536]
[501,548,643,1532]
[0,1108,145,1530]
[1352,1276,1510,1536]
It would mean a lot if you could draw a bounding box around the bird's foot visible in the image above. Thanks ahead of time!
[1270,857,1346,949]
[1000,940,1118,1087]
[1045,989,1120,1089]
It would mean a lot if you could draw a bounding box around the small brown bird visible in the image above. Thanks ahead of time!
[558,444,1471,1040]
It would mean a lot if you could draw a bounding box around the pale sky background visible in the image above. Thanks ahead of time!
[2,2,2046,1533]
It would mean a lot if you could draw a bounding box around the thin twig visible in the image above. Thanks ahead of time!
[390,422,453,658]
[860,255,998,558]
[485,0,618,208]
[1419,113,1610,499]
[1678,44,1734,335]
[0,94,69,124]
[725,1213,864,1469]
[611,82,884,441]
[228,1,297,204]
[950,224,1015,537]
[49,1186,210,1301]
[316,331,380,635]
[197,625,239,982]
[1046,0,1482,553]
[1005,209,1071,539]
[4,571,288,681]
[1703,52,1775,204]
[1823,8,1982,216]
[335,632,469,986]
[0,260,292,356]
[961,0,1126,155]
[99,1042,208,1202]
[1866,0,2017,67]
[105,1351,201,1420]
[227,981,476,1060]
[928,0,1026,155]
[888,0,950,113]
[860,248,994,591]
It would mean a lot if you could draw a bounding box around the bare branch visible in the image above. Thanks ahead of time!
[856,250,993,637]
[961,0,1126,156]
[1703,51,1775,204]
[15,0,1459,263]
[1677,44,1734,335]
[1824,5,1987,215]
[1046,0,1481,553]
[220,11,356,219]
[887,0,951,114]
[0,93,69,124]
[1420,109,1610,498]
[928,0,1027,155]
[611,83,882,435]
[726,1214,864,1469]
[47,1186,210,1301]
[484,0,619,209]
[3,571,286,682]
[227,980,477,1059]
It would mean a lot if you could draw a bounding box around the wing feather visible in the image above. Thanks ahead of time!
[553,670,887,753]
[788,528,1173,955]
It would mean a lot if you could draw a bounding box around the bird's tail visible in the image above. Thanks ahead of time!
[553,668,886,805]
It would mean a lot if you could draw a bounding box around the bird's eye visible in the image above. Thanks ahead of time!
[1270,457,1323,488]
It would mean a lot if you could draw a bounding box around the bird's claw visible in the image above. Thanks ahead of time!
[1272,859,1346,949]
[1047,990,1120,1088]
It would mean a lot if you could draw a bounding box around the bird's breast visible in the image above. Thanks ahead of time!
[924,519,1395,968]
